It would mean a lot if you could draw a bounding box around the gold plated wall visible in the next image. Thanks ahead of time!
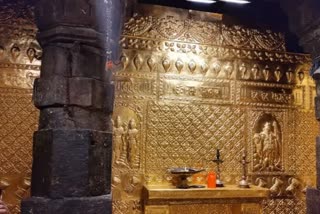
[0,2,317,214]
[112,5,317,214]
[0,1,40,213]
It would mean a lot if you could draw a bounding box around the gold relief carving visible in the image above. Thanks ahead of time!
[254,30,285,51]
[252,114,282,172]
[121,36,310,64]
[120,54,129,70]
[145,103,245,183]
[113,116,125,165]
[188,60,196,74]
[241,204,261,214]
[133,55,143,71]
[209,60,222,77]
[160,76,233,103]
[162,57,171,72]
[113,74,157,99]
[124,15,153,36]
[147,57,155,72]
[175,59,184,73]
[291,111,317,175]
[269,177,284,197]
[113,200,141,214]
[145,206,169,214]
[112,103,145,214]
[187,21,221,45]
[262,198,306,214]
[169,204,232,214]
[286,68,294,83]
[274,66,282,82]
[249,110,288,171]
[222,25,252,48]
[252,175,302,199]
[238,83,293,106]
[112,111,142,170]
[10,46,20,61]
[128,119,140,169]
[255,177,267,188]
[154,16,186,40]
[285,177,301,196]
[123,15,286,52]
[251,64,259,80]
[0,89,38,174]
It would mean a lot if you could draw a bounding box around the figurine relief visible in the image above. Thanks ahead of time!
[253,119,282,172]
[285,177,300,196]
[239,63,250,79]
[112,116,140,169]
[128,119,140,169]
[113,116,125,164]
[270,177,284,197]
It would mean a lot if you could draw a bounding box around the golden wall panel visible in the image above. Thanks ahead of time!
[0,2,316,214]
[145,103,246,183]
[0,1,40,213]
[262,198,306,214]
[169,204,232,214]
[112,5,317,214]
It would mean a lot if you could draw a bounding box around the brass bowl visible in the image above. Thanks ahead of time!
[169,167,205,189]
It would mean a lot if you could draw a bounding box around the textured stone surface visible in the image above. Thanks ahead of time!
[31,130,112,198]
[306,188,320,214]
[22,0,125,213]
[315,97,320,121]
[21,195,112,214]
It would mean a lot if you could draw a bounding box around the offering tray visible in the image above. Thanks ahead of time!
[169,167,205,189]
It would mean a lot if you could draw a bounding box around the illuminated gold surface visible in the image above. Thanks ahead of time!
[0,1,40,213]
[144,185,269,200]
[0,2,315,214]
[112,4,317,214]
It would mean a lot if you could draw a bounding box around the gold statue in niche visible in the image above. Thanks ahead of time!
[253,115,282,172]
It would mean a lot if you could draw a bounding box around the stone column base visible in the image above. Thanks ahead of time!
[306,188,320,214]
[21,195,112,214]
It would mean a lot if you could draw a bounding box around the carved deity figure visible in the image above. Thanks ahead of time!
[118,121,129,166]
[113,116,124,164]
[128,119,140,169]
[253,121,282,172]
[112,117,140,169]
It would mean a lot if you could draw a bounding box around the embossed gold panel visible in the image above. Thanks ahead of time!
[0,2,317,214]
[0,1,40,213]
[112,4,317,214]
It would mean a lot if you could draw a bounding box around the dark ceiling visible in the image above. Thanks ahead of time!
[138,0,303,52]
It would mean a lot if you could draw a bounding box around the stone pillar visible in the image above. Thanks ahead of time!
[21,0,124,213]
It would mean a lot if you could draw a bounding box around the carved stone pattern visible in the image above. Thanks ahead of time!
[262,198,306,214]
[146,103,245,182]
[123,15,286,52]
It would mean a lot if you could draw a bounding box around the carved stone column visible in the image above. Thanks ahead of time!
[21,0,124,213]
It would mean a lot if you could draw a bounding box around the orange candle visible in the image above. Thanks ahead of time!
[207,171,216,188]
